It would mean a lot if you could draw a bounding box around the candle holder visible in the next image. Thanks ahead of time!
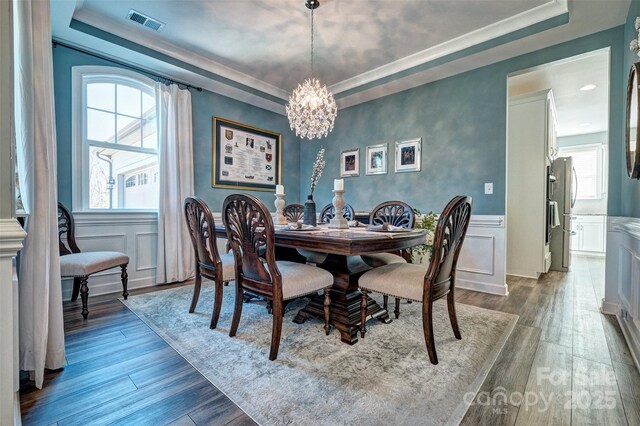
[274,193,287,225]
[329,189,349,229]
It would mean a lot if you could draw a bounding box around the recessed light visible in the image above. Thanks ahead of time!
[580,84,597,91]
[579,122,591,127]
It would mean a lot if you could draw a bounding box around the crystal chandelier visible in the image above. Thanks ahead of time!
[286,0,337,140]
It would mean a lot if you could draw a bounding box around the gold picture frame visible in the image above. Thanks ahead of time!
[212,117,282,191]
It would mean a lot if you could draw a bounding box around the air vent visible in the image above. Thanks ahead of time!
[127,9,165,32]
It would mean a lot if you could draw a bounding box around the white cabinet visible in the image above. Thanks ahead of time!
[546,97,558,162]
[571,215,606,254]
[507,90,556,278]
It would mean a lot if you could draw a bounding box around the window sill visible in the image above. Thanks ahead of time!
[72,210,158,226]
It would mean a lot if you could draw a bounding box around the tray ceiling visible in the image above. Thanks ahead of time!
[52,0,628,113]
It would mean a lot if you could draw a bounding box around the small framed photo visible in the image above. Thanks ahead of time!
[395,138,422,173]
[366,144,388,175]
[341,148,360,177]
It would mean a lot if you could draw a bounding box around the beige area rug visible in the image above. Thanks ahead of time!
[122,284,517,426]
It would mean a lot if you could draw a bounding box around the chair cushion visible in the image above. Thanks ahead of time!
[359,263,427,303]
[60,251,129,277]
[220,251,236,282]
[277,261,334,300]
[360,252,407,268]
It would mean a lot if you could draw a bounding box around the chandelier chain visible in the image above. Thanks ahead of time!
[310,9,314,77]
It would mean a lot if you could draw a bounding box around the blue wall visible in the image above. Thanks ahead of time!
[52,45,301,212]
[623,0,640,217]
[300,27,626,216]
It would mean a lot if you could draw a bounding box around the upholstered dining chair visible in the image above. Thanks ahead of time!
[222,193,334,360]
[359,195,472,365]
[57,203,129,319]
[360,200,416,318]
[283,203,305,223]
[319,203,355,224]
[184,196,235,329]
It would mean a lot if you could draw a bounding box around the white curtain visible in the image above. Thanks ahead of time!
[155,83,195,284]
[14,0,66,388]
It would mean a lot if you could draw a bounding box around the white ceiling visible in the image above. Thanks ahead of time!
[508,50,609,137]
[51,0,629,113]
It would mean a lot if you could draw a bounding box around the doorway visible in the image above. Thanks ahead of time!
[506,48,610,295]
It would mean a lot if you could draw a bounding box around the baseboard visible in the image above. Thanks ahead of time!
[617,314,640,373]
[600,298,618,315]
[506,271,540,279]
[457,278,509,296]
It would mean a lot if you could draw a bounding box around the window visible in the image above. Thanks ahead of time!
[558,143,607,200]
[73,66,159,210]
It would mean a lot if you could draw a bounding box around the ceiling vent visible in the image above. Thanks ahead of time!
[127,9,165,32]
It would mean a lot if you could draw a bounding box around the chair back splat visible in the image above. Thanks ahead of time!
[319,203,355,223]
[57,203,81,255]
[184,196,222,272]
[425,196,472,302]
[369,201,415,228]
[222,194,280,294]
[283,203,305,223]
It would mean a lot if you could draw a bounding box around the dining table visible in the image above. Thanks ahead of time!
[215,223,427,345]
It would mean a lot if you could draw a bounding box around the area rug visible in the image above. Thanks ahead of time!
[122,284,517,426]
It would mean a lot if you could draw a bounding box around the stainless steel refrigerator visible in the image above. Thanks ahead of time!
[550,157,576,271]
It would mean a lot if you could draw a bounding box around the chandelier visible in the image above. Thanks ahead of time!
[286,0,337,140]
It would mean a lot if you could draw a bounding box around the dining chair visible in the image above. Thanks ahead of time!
[57,203,129,319]
[360,200,416,318]
[184,196,235,329]
[359,195,472,365]
[283,203,305,223]
[222,193,334,360]
[319,203,355,223]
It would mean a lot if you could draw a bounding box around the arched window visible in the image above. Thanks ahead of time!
[72,66,158,210]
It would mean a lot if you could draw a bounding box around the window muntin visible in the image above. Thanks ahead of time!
[75,67,159,211]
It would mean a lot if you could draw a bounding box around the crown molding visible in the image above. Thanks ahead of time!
[72,6,290,101]
[329,0,568,95]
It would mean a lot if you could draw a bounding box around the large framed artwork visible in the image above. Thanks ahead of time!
[212,117,282,191]
[341,148,360,177]
[395,138,422,173]
[366,143,388,175]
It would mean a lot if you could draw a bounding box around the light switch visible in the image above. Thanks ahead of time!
[484,183,493,194]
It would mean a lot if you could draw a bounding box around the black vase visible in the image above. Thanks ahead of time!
[303,194,317,226]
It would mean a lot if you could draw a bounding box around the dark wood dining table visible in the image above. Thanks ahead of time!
[215,224,427,345]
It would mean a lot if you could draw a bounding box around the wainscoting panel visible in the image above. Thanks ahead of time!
[455,215,508,296]
[603,217,640,370]
[61,212,158,301]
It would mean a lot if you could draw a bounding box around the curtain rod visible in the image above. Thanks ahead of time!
[52,40,203,92]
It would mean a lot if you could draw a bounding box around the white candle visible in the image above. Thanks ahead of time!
[276,184,284,195]
[334,179,344,191]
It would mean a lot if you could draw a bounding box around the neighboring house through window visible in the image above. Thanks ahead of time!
[73,66,159,210]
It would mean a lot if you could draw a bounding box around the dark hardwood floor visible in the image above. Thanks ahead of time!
[20,255,639,425]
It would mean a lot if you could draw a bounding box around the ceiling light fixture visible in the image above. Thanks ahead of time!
[286,0,337,140]
[579,84,596,91]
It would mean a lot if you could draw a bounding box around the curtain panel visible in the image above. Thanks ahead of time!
[14,0,66,389]
[156,83,195,284]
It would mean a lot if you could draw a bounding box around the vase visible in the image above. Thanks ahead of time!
[303,194,317,226]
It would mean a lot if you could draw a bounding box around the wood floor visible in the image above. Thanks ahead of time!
[20,255,639,425]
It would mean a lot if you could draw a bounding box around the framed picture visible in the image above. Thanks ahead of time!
[341,148,360,177]
[212,117,281,191]
[395,138,422,173]
[366,143,388,175]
